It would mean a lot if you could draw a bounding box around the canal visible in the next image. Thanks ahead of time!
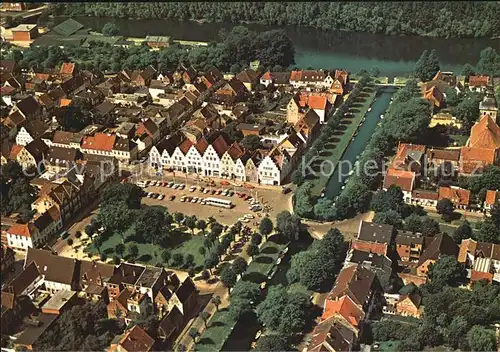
[324,86,397,200]
[43,16,500,76]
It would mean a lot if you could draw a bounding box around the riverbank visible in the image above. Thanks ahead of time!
[309,84,377,196]
[40,16,499,76]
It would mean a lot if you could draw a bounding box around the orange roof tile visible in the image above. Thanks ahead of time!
[438,186,471,206]
[8,223,35,238]
[460,147,497,173]
[195,137,209,154]
[485,190,499,206]
[261,71,272,80]
[290,70,302,82]
[178,139,193,154]
[469,75,489,87]
[9,144,23,159]
[384,168,415,192]
[60,62,75,75]
[468,115,500,150]
[307,95,327,110]
[458,238,476,263]
[81,133,116,151]
[59,98,72,107]
[322,295,365,327]
[470,270,493,283]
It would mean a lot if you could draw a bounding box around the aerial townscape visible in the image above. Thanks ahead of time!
[1,2,500,352]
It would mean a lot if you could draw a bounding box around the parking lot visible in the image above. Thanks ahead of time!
[135,179,292,227]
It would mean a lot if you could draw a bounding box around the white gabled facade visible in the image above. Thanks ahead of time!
[185,145,204,174]
[170,147,187,172]
[220,152,236,177]
[16,126,35,146]
[258,155,282,185]
[203,145,222,177]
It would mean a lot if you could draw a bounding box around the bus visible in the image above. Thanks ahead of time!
[205,197,233,209]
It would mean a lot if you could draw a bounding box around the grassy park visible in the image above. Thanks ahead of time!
[308,84,377,195]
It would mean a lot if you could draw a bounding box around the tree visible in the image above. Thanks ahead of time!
[421,217,441,236]
[204,251,219,273]
[240,135,262,151]
[453,93,481,132]
[414,49,440,82]
[113,256,121,265]
[75,231,82,239]
[452,220,473,243]
[405,213,423,233]
[231,281,260,302]
[188,328,199,343]
[135,207,167,245]
[102,22,119,36]
[254,335,289,351]
[467,325,496,352]
[447,316,469,349]
[199,311,210,327]
[314,197,337,221]
[184,254,195,267]
[211,295,221,311]
[278,303,306,335]
[444,87,460,106]
[127,243,139,261]
[67,238,74,247]
[476,219,500,243]
[174,212,184,225]
[276,211,301,241]
[185,215,197,234]
[259,217,273,239]
[291,169,304,186]
[287,250,328,290]
[373,210,403,229]
[246,243,259,258]
[462,63,476,77]
[476,47,500,76]
[231,256,248,276]
[220,266,237,290]
[294,183,316,218]
[171,253,184,267]
[161,250,171,264]
[256,285,289,330]
[196,219,207,234]
[100,253,107,262]
[101,183,142,209]
[97,202,132,240]
[251,232,262,246]
[428,255,464,286]
[199,247,206,256]
[436,198,455,222]
[115,243,125,257]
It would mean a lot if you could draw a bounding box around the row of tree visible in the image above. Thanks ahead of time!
[0,161,36,222]
[9,25,294,73]
[291,74,371,220]
[49,2,500,38]
[333,79,431,220]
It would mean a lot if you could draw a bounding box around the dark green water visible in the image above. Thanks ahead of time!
[47,16,500,76]
[325,86,397,200]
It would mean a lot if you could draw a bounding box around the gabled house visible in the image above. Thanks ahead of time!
[109,325,155,352]
[468,75,489,92]
[15,120,49,146]
[308,316,358,352]
[260,71,291,87]
[149,132,185,170]
[212,78,249,106]
[458,238,500,284]
[416,233,458,279]
[235,70,261,91]
[484,190,499,211]
[16,138,49,170]
[10,95,42,120]
[438,186,471,209]
[395,231,425,263]
[289,70,326,88]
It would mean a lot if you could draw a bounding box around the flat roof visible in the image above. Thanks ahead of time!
[146,35,171,43]
[42,290,76,312]
[11,24,37,32]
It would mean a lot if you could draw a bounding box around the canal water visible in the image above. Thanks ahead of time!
[45,16,500,76]
[324,86,397,200]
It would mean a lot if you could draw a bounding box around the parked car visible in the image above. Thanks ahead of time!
[217,189,223,195]
[211,190,217,195]
[244,195,252,201]
[178,184,185,190]
[228,191,234,196]
[167,182,174,188]
[244,214,255,219]
[189,186,196,192]
[281,187,291,194]
[199,186,205,192]
[204,188,211,194]
[169,195,175,201]
[150,180,157,186]
[147,192,154,198]
[180,196,187,202]
[158,194,165,200]
[191,197,198,203]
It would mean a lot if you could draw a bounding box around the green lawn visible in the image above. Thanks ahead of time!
[86,227,206,269]
[195,309,236,352]
[196,236,287,351]
[448,134,468,147]
[378,340,402,352]
[309,85,377,195]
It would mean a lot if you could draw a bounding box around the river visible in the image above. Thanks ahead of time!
[325,86,397,200]
[46,16,500,76]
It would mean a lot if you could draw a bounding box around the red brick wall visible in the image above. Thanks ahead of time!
[12,31,31,41]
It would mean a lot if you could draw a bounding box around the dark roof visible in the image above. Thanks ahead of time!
[155,133,185,155]
[25,248,77,286]
[24,139,48,160]
[21,120,49,138]
[328,264,376,306]
[175,277,196,303]
[348,250,392,272]
[135,266,163,288]
[109,263,145,286]
[158,306,184,339]
[16,96,40,116]
[14,313,58,347]
[113,137,136,152]
[395,231,424,245]
[79,259,116,286]
[417,233,458,266]
[47,146,82,164]
[53,131,79,145]
[309,317,355,352]
[93,101,115,116]
[357,221,394,244]
[8,262,41,296]
[52,18,85,37]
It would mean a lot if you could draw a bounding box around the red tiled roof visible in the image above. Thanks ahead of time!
[211,135,229,157]
[322,295,365,327]
[438,186,471,206]
[9,144,23,159]
[307,95,327,110]
[470,270,493,283]
[412,189,439,201]
[261,71,272,80]
[226,142,245,160]
[59,98,72,107]
[8,223,36,238]
[60,62,75,75]
[118,325,154,352]
[335,69,348,85]
[460,147,497,174]
[178,139,193,154]
[384,168,415,192]
[195,137,209,154]
[485,190,499,206]
[81,133,116,151]
[290,70,302,82]
[469,75,489,87]
[352,240,388,256]
[469,115,500,150]
[392,143,426,169]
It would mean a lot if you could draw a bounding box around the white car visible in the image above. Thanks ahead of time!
[238,217,250,223]
[244,214,255,219]
[158,194,165,200]
[189,186,196,192]
[203,189,210,194]
[200,200,206,205]
[191,197,198,203]
[150,180,157,186]
[172,184,179,189]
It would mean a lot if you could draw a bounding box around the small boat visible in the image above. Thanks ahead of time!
[368,107,372,112]
[276,258,282,265]
[380,114,385,119]
[361,117,366,122]
[320,192,325,198]
[348,170,354,176]
[341,185,346,190]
